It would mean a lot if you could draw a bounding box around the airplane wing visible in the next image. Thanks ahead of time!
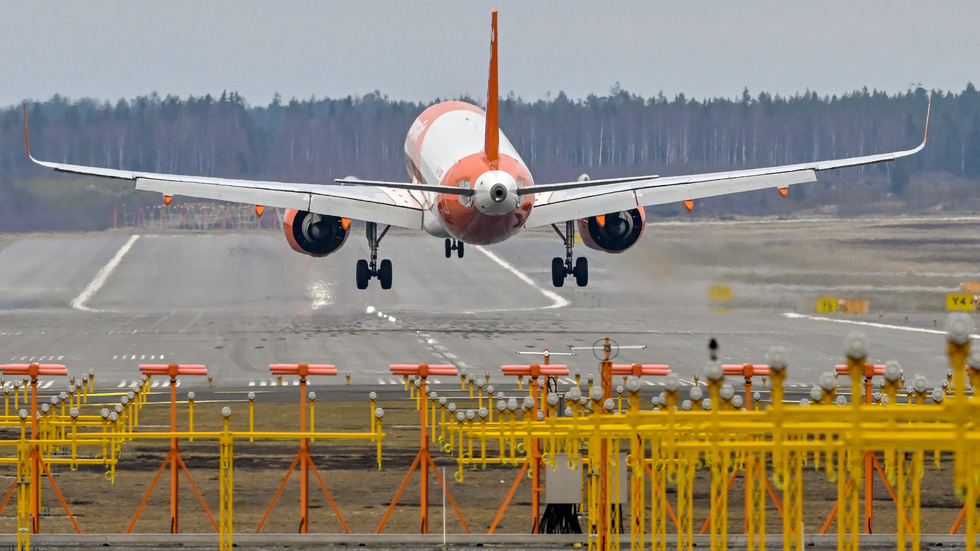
[524,96,931,229]
[23,107,424,230]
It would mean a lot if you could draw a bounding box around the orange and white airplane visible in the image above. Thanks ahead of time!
[26,11,929,290]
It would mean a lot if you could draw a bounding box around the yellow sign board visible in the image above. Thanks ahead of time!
[816,297,840,314]
[840,299,869,314]
[947,293,977,311]
[816,297,868,315]
[708,285,733,302]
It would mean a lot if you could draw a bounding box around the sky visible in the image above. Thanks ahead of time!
[2,1,978,108]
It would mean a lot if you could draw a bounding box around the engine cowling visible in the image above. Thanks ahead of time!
[283,209,351,257]
[577,207,646,253]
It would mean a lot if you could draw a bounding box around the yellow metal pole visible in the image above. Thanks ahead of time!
[219,407,233,551]
[187,392,195,442]
[248,392,255,442]
[840,333,867,551]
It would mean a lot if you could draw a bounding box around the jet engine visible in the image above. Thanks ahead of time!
[283,209,351,257]
[577,207,646,253]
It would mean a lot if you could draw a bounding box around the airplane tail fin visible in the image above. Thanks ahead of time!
[484,9,499,168]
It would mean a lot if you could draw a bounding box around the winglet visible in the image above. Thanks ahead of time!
[484,9,499,169]
[922,91,932,146]
[23,103,31,158]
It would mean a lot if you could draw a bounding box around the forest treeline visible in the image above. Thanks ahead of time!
[1,84,978,231]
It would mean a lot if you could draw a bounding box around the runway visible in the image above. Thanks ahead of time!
[1,215,978,397]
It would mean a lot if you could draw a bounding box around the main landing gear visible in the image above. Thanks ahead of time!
[445,239,464,258]
[551,221,588,288]
[356,222,393,290]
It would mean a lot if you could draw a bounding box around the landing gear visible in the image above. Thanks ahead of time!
[445,238,464,258]
[551,221,589,287]
[356,222,393,289]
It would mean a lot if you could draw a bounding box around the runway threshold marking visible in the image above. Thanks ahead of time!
[71,235,140,312]
[783,312,980,339]
[473,245,569,309]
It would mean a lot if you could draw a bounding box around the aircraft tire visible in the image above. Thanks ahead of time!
[551,257,565,288]
[457,242,464,258]
[356,259,370,289]
[445,239,452,258]
[574,257,589,287]
[379,259,393,289]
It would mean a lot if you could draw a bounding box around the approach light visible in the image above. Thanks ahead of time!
[819,372,837,391]
[720,384,735,400]
[705,363,724,381]
[689,387,703,402]
[844,332,869,360]
[884,361,902,381]
[945,314,975,345]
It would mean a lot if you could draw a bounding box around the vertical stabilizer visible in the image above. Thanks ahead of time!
[485,10,499,168]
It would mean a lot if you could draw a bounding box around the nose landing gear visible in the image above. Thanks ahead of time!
[444,238,465,258]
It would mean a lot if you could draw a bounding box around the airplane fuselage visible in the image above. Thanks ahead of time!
[404,101,534,245]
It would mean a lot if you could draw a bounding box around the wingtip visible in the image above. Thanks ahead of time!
[22,102,30,158]
[922,91,932,146]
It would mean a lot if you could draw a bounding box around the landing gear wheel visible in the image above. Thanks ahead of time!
[457,241,464,258]
[574,257,589,287]
[356,259,370,290]
[551,257,565,288]
[445,239,452,258]
[379,259,393,290]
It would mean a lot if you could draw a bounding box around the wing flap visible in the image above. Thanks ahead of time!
[136,178,314,211]
[525,170,816,228]
[525,93,929,228]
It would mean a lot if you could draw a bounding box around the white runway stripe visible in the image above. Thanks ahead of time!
[784,312,980,338]
[71,235,140,312]
[473,245,569,309]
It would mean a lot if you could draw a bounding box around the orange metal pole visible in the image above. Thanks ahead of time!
[488,460,530,534]
[300,374,309,533]
[255,453,303,533]
[170,374,179,533]
[420,376,429,533]
[375,453,422,533]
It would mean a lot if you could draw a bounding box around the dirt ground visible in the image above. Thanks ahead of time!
[0,396,971,538]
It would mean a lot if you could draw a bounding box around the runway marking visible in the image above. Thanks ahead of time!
[783,312,980,339]
[71,235,140,312]
[473,246,569,309]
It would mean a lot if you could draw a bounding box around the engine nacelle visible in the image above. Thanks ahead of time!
[577,207,646,253]
[283,209,351,257]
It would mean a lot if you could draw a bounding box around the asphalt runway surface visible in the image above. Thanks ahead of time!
[1,215,978,402]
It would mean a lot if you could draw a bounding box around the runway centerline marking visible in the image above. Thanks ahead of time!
[473,245,569,309]
[783,312,980,338]
[71,235,140,312]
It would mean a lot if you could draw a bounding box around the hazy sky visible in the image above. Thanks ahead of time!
[2,1,977,108]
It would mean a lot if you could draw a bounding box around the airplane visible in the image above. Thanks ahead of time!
[24,10,929,290]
